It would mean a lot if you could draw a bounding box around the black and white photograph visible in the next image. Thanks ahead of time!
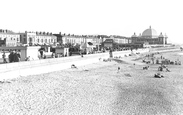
[0,0,183,114]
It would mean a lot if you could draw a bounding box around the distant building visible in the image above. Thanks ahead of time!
[20,31,57,46]
[19,31,36,45]
[0,29,20,47]
[53,32,62,45]
[131,26,168,45]
[62,34,86,45]
[36,32,57,46]
[102,35,132,48]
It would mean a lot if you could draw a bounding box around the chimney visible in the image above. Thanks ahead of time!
[59,32,61,35]
[47,32,49,35]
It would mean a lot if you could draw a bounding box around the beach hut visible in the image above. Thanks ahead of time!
[55,47,69,57]
[80,42,95,54]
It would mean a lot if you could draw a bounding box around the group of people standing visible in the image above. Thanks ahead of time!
[2,51,21,63]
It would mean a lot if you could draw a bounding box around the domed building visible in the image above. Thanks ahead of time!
[131,26,168,46]
[141,26,158,38]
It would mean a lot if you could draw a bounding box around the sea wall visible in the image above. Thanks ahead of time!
[0,48,148,80]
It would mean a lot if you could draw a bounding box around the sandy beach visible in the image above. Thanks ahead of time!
[0,50,183,115]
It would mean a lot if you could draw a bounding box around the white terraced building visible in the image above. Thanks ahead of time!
[62,35,87,45]
[0,29,20,47]
[19,31,57,46]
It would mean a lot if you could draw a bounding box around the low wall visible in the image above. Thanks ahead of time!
[150,48,180,53]
[0,48,149,80]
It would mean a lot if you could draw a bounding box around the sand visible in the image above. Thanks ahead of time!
[0,51,183,115]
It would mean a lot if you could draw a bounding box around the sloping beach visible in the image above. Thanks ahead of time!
[0,50,183,115]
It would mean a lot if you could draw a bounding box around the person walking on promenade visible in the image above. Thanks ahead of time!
[8,51,14,63]
[109,48,113,58]
[17,52,21,61]
[13,51,19,62]
[51,52,55,58]
[2,52,7,63]
[65,52,67,57]
[40,50,43,58]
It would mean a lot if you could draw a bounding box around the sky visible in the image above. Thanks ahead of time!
[0,0,183,44]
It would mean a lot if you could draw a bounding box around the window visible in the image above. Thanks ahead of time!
[37,39,39,42]
[29,38,32,42]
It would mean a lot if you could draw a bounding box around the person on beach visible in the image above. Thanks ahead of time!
[175,61,177,65]
[71,64,77,69]
[152,57,155,64]
[158,65,163,71]
[154,73,164,78]
[165,67,171,72]
[156,59,159,64]
[117,67,120,73]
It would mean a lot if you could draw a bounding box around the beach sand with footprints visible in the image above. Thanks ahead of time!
[0,50,183,115]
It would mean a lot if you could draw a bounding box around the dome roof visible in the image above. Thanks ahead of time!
[131,33,138,38]
[142,26,158,38]
[158,32,164,38]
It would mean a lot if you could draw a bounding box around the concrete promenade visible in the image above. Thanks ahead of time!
[0,48,180,81]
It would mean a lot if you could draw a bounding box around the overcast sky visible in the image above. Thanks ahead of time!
[0,0,182,44]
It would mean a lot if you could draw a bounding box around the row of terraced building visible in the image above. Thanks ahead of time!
[0,26,168,48]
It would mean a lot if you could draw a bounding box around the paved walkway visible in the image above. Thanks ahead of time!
[0,55,102,80]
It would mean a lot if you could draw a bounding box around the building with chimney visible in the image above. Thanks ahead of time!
[53,32,62,45]
[0,29,20,46]
[20,31,57,46]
